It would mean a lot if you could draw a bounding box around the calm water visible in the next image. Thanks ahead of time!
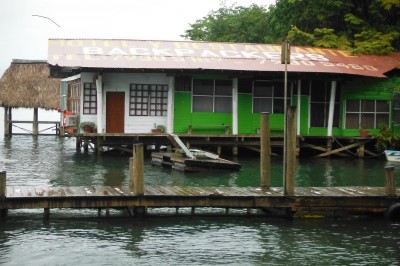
[1,136,400,265]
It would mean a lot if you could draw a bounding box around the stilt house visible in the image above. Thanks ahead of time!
[47,39,400,139]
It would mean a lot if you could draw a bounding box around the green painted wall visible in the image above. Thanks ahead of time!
[173,77,399,136]
[173,92,231,134]
[341,77,399,136]
[174,92,192,133]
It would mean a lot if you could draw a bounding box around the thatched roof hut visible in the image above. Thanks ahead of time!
[0,59,60,109]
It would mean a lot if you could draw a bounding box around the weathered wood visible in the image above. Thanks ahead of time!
[260,112,271,189]
[385,166,396,196]
[316,140,369,157]
[132,144,145,195]
[33,108,39,135]
[0,171,6,198]
[284,106,296,196]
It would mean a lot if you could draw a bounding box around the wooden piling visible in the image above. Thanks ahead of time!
[385,166,396,196]
[130,144,144,195]
[260,112,271,189]
[284,106,296,196]
[0,171,6,218]
[33,108,39,135]
[0,171,6,198]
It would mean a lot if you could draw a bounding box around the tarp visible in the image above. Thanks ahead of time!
[48,39,400,78]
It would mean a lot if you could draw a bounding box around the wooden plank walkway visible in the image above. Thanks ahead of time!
[1,186,399,217]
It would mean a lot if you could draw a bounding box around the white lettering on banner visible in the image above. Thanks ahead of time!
[307,54,329,61]
[220,50,241,58]
[109,48,128,56]
[319,62,378,71]
[152,48,173,56]
[129,48,150,56]
[175,49,195,56]
[240,51,264,58]
[262,52,281,60]
[83,47,103,55]
[201,50,219,57]
[79,46,379,72]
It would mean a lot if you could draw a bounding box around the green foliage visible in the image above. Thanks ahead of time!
[182,4,269,43]
[183,0,400,55]
[375,123,400,152]
[287,26,314,46]
[353,29,399,55]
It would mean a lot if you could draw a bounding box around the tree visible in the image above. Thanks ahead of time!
[183,0,400,55]
[182,4,269,43]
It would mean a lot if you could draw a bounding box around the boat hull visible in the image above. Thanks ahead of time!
[384,150,400,162]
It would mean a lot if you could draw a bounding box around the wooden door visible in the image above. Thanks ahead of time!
[106,92,125,133]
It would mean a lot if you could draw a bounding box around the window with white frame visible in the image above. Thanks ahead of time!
[345,99,390,129]
[83,83,97,114]
[192,79,232,113]
[253,80,289,113]
[129,84,168,116]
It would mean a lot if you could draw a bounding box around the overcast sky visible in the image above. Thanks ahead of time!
[0,0,275,76]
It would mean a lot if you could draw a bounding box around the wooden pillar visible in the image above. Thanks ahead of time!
[284,106,296,196]
[357,143,365,158]
[83,137,89,153]
[217,146,222,155]
[96,137,103,156]
[385,166,396,196]
[33,108,39,135]
[0,172,7,226]
[5,107,12,136]
[130,144,144,195]
[44,208,50,219]
[260,112,271,189]
[232,146,238,157]
[0,171,6,198]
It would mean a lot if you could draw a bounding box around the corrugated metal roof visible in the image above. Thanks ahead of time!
[48,39,400,78]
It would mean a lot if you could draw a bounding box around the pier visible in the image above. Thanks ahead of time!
[1,159,399,220]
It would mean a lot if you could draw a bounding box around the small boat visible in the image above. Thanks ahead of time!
[384,150,400,162]
[151,134,241,172]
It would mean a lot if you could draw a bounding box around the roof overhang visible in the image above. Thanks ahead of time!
[48,39,400,78]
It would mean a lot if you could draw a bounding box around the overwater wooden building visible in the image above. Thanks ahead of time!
[47,39,400,156]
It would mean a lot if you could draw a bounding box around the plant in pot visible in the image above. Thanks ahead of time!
[151,124,166,133]
[80,121,96,133]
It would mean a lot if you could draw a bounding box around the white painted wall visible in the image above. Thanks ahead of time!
[80,72,169,133]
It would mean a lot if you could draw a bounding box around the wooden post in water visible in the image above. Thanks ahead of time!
[385,166,396,196]
[260,112,270,189]
[284,106,296,196]
[0,171,7,218]
[0,171,6,198]
[33,108,39,135]
[130,144,144,195]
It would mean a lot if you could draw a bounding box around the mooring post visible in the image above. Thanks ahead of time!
[0,171,6,198]
[131,144,145,195]
[0,171,7,218]
[284,106,296,196]
[385,166,396,196]
[260,112,271,189]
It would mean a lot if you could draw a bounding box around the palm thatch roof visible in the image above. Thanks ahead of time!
[0,59,60,109]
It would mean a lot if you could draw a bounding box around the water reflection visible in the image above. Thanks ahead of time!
[1,136,399,188]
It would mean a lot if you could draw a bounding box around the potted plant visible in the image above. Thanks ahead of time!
[151,124,166,133]
[80,121,96,133]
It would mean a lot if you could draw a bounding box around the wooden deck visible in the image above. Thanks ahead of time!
[1,185,399,218]
[75,133,377,158]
